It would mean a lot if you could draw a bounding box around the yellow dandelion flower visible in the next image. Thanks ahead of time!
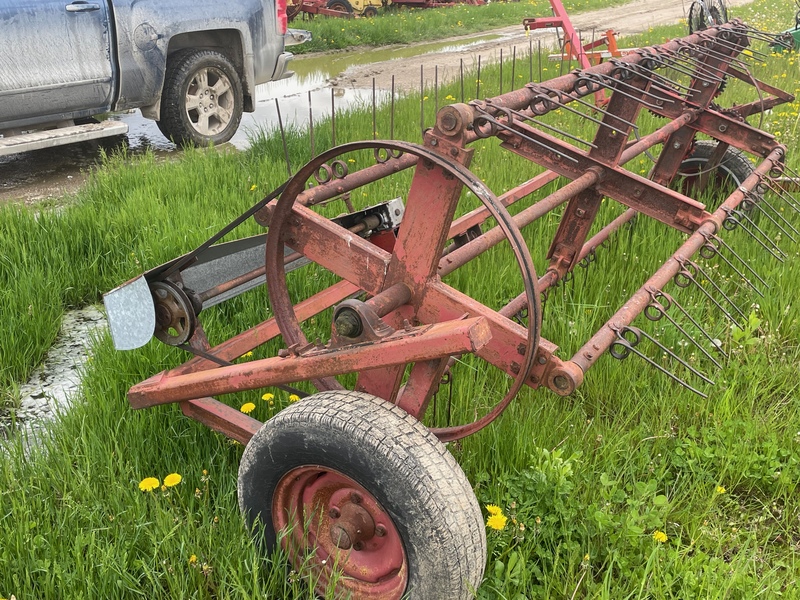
[240,402,256,414]
[653,530,668,543]
[242,351,254,358]
[189,554,198,565]
[164,473,182,488]
[485,504,503,516]
[289,394,301,403]
[138,477,160,492]
[716,485,726,494]
[160,484,167,492]
[487,514,508,530]
[261,393,274,402]
[249,184,257,191]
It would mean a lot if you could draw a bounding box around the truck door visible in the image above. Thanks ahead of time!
[0,0,115,128]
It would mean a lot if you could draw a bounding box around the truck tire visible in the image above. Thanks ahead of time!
[238,390,487,600]
[158,49,243,147]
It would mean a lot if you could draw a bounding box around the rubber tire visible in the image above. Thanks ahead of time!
[362,5,378,17]
[688,1,710,33]
[327,0,354,13]
[158,49,243,147]
[238,391,486,599]
[679,140,756,190]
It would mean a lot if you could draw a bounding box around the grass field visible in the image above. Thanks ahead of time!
[289,0,629,54]
[2,1,800,598]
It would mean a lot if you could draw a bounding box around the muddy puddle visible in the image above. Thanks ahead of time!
[0,306,106,448]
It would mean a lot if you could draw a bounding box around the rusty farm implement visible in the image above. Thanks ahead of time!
[104,20,797,600]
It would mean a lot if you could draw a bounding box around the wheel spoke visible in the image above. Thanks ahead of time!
[195,112,210,135]
[184,94,201,111]
[194,68,209,90]
[212,78,231,98]
[215,104,233,127]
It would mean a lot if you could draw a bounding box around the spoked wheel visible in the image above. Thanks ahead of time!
[263,137,542,440]
[238,391,486,599]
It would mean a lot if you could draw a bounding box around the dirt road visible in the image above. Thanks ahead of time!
[331,0,755,92]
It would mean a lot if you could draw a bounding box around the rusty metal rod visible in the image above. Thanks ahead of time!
[569,145,785,373]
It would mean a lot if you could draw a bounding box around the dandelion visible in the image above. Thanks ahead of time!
[487,513,508,530]
[249,184,257,191]
[189,554,198,565]
[485,504,502,516]
[261,393,274,402]
[289,394,301,403]
[716,485,727,495]
[240,402,256,414]
[242,351,254,358]
[445,94,456,101]
[139,477,160,492]
[653,530,668,543]
[164,473,182,488]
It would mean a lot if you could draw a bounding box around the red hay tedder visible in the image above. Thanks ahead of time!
[105,20,797,600]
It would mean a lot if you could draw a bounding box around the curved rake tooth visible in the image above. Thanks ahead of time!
[764,180,800,214]
[743,192,799,242]
[721,207,786,262]
[688,258,748,321]
[699,232,764,297]
[673,256,741,325]
[712,234,770,291]
[608,324,710,397]
[644,286,724,369]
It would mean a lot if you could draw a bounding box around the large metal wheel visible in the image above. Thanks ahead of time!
[158,49,243,146]
[238,391,486,599]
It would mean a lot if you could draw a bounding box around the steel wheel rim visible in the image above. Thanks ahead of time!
[273,465,408,598]
[185,66,235,136]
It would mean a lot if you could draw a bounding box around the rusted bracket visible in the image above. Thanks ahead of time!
[497,120,710,233]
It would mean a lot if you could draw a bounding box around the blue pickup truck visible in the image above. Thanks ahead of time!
[0,0,309,152]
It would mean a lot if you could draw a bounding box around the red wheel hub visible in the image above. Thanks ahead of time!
[273,466,408,598]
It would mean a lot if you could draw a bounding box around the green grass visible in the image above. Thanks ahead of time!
[290,0,630,54]
[2,1,800,598]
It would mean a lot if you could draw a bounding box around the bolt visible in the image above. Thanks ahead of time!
[510,362,521,374]
[353,541,365,551]
[517,343,526,355]
[530,375,538,383]
[430,138,438,147]
[553,375,569,390]
[334,308,363,338]
[350,492,362,504]
[576,208,586,217]
[375,525,387,537]
[329,507,341,519]
[537,356,547,365]
[718,124,728,133]
[450,147,459,157]
[673,142,682,149]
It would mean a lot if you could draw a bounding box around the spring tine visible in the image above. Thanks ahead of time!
[391,75,395,139]
[674,257,740,325]
[500,49,503,95]
[512,46,517,91]
[331,88,336,147]
[645,287,723,369]
[660,48,735,85]
[758,183,800,227]
[538,40,542,82]
[598,73,676,105]
[275,99,291,177]
[699,232,764,297]
[653,48,726,83]
[761,177,800,214]
[529,40,533,82]
[509,107,598,148]
[372,78,377,140]
[721,208,785,262]
[528,86,625,134]
[712,234,770,290]
[434,66,439,113]
[420,65,425,137]
[636,325,715,385]
[732,207,789,258]
[475,108,581,162]
[460,58,465,102]
[609,325,709,397]
[709,35,767,60]
[308,90,315,159]
[562,92,636,134]
[745,193,799,241]
[659,289,729,359]
[477,55,482,98]
[687,258,748,321]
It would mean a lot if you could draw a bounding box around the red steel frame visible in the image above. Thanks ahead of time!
[127,22,793,446]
